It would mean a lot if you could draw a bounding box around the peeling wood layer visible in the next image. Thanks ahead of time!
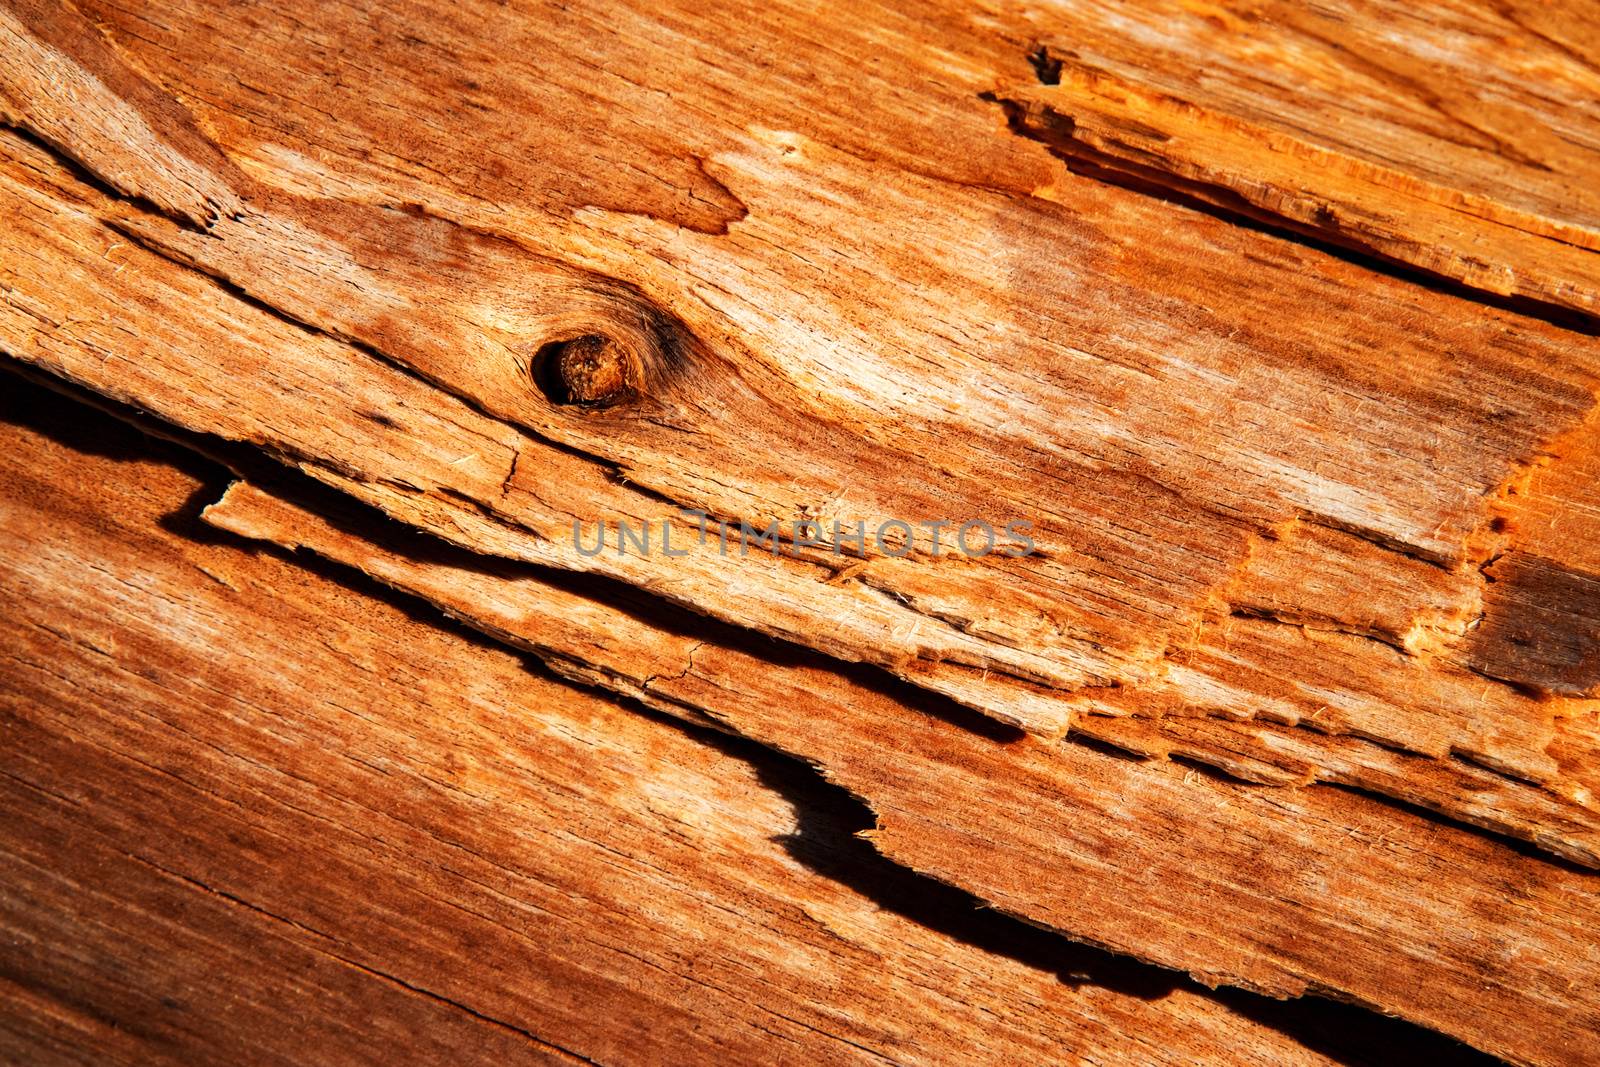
[5,3,1599,762]
[6,112,1597,858]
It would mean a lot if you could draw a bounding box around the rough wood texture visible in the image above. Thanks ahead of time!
[7,377,1472,1067]
[6,106,1599,857]
[185,462,1600,1065]
[994,1,1600,319]
[4,0,1600,1062]
[6,0,1600,747]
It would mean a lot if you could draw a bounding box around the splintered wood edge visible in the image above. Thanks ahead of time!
[196,473,1600,1065]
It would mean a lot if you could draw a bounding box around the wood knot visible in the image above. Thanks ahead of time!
[537,334,635,407]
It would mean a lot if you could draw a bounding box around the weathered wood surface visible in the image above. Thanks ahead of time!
[7,377,1477,1067]
[995,1,1600,319]
[6,109,1600,857]
[4,0,1600,1061]
[191,466,1600,1066]
[6,0,1600,745]
[9,10,1600,799]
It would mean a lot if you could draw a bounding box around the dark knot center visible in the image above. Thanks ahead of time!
[541,334,632,406]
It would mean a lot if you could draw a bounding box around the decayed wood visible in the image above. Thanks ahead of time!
[7,8,1600,789]
[5,0,1600,760]
[192,469,1600,1066]
[993,1,1600,319]
[4,0,1600,1060]
[6,120,1598,864]
[3,378,1438,1067]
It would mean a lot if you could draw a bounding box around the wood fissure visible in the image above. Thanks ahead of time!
[195,468,1600,1064]
[2,376,1485,1066]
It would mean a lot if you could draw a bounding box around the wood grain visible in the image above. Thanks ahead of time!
[6,0,1600,802]
[4,375,1461,1067]
[993,0,1600,318]
[5,0,1599,752]
[6,109,1599,861]
[192,461,1600,1065]
[4,0,1600,1061]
